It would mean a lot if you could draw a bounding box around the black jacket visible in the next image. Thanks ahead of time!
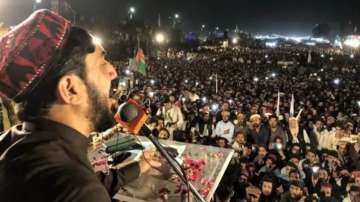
[0,118,139,202]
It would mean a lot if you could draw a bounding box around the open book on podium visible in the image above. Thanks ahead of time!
[90,134,234,202]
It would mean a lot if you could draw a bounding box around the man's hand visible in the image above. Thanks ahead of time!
[139,149,163,175]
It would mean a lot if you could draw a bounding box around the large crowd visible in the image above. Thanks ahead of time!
[114,46,360,202]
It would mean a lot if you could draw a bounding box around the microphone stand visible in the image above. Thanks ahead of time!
[140,126,206,202]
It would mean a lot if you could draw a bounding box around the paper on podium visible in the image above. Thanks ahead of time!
[112,136,234,202]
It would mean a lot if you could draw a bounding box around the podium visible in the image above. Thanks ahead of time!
[90,135,234,202]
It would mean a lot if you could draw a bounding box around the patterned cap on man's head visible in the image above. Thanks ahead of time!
[0,9,71,102]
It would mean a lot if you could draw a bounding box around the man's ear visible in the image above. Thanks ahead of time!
[56,75,86,105]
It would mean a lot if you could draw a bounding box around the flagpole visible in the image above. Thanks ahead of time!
[276,91,280,117]
[290,94,295,117]
[215,73,218,94]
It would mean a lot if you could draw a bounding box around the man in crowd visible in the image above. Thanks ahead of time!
[280,181,305,202]
[268,115,286,144]
[215,110,235,143]
[234,112,248,134]
[156,96,184,139]
[286,117,311,149]
[246,114,270,145]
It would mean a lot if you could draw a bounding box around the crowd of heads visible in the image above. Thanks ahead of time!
[111,45,360,201]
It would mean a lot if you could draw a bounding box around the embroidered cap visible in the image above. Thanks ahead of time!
[0,9,71,102]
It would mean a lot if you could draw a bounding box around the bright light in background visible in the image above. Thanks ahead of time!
[155,33,166,44]
[195,81,199,86]
[129,7,136,13]
[344,36,360,48]
[35,0,42,3]
[311,37,330,43]
[92,36,102,46]
[119,81,127,87]
[164,65,168,69]
[232,38,238,44]
[253,77,259,82]
[265,77,269,80]
[209,76,213,80]
[211,103,219,111]
[334,39,343,49]
[333,78,340,85]
[125,69,131,75]
[321,54,325,58]
[357,101,360,107]
[229,99,233,104]
[182,97,186,102]
[150,79,155,85]
[305,42,316,46]
[320,68,324,72]
[317,77,322,82]
[265,41,277,48]
[215,26,219,31]
[202,97,207,102]
[312,166,320,173]
[202,24,206,29]
[149,92,154,97]
[313,73,317,76]
[271,73,276,77]
[184,79,188,84]
[174,13,180,19]
[330,57,334,61]
[350,54,355,59]
[265,54,269,59]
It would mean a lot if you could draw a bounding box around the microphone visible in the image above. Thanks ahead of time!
[114,99,149,135]
[114,98,206,202]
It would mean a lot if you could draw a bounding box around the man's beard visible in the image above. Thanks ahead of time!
[290,193,303,201]
[85,80,115,132]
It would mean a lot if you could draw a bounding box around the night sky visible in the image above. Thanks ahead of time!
[1,0,360,35]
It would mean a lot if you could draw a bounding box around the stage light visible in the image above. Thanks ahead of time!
[333,78,340,85]
[265,42,277,48]
[271,73,276,77]
[357,101,360,107]
[184,79,188,84]
[174,13,180,19]
[129,7,136,13]
[202,97,207,102]
[164,65,168,69]
[320,68,324,72]
[150,79,155,85]
[344,38,360,48]
[350,54,355,59]
[232,38,238,44]
[305,42,316,46]
[155,33,166,44]
[253,77,259,82]
[317,77,321,82]
[265,77,269,80]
